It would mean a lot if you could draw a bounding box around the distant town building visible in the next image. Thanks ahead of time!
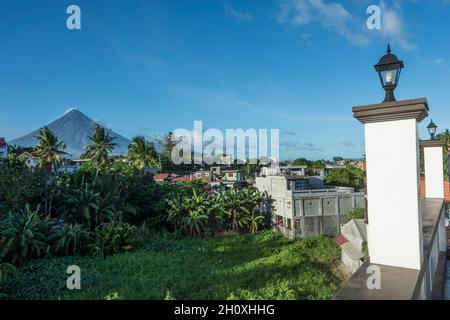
[0,138,8,159]
[256,174,366,239]
[58,159,90,174]
[18,152,40,171]
[192,170,214,184]
[221,169,246,188]
[279,165,307,176]
[153,173,172,182]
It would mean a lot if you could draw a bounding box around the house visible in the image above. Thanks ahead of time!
[310,164,346,178]
[256,174,366,239]
[336,219,368,273]
[221,170,246,188]
[153,173,172,182]
[0,137,8,159]
[279,165,307,176]
[192,170,214,184]
[18,152,40,171]
[58,159,90,174]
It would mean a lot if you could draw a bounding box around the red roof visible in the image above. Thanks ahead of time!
[420,176,450,203]
[335,235,349,246]
[153,173,171,180]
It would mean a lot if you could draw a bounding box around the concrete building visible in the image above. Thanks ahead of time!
[256,174,366,239]
[192,170,214,184]
[222,170,246,188]
[18,152,40,171]
[0,138,8,159]
[279,165,307,176]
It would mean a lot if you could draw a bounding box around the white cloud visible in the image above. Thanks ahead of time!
[280,140,322,152]
[225,5,255,22]
[422,58,446,65]
[276,0,414,50]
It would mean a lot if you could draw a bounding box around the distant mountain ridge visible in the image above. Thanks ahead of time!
[10,109,130,157]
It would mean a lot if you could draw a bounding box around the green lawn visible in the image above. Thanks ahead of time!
[3,232,341,300]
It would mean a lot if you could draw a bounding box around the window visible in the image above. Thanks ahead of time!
[287,218,292,230]
[205,172,210,177]
[295,181,303,190]
[228,173,234,177]
[294,220,301,234]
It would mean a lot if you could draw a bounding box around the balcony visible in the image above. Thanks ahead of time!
[334,198,447,300]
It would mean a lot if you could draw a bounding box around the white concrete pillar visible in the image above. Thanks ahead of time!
[422,140,445,199]
[353,98,429,270]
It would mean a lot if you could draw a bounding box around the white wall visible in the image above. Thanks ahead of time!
[424,147,444,198]
[365,119,423,270]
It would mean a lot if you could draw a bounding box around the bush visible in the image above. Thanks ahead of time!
[346,208,366,222]
[0,204,54,265]
[93,222,137,257]
[0,257,102,299]
[52,224,93,257]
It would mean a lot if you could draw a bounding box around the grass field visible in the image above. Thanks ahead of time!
[3,232,342,300]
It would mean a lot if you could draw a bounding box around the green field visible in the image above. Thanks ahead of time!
[2,232,342,300]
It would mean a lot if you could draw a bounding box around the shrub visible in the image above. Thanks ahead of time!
[93,221,137,257]
[0,263,16,299]
[0,204,54,265]
[346,208,366,222]
[52,224,93,257]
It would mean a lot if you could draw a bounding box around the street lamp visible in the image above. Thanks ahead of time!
[427,119,437,140]
[374,44,404,103]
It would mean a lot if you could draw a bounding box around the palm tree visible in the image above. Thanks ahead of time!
[34,127,67,174]
[66,183,101,230]
[222,189,250,233]
[82,125,117,168]
[241,214,265,234]
[127,136,159,170]
[181,189,208,237]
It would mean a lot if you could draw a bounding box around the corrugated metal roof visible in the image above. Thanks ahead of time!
[341,242,364,261]
[342,219,367,243]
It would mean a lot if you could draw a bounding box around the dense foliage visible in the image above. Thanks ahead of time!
[325,165,365,190]
[345,208,366,222]
[1,233,341,300]
[0,126,343,300]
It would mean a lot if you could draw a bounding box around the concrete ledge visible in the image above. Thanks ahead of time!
[420,140,447,148]
[430,251,447,300]
[352,98,429,124]
[333,262,420,300]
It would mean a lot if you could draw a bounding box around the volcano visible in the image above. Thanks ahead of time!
[10,109,130,157]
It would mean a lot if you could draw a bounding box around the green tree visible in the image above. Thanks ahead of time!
[128,136,158,170]
[436,129,450,180]
[346,207,366,222]
[82,125,117,168]
[292,158,310,166]
[0,204,53,265]
[35,127,67,174]
[156,132,182,171]
[325,165,365,190]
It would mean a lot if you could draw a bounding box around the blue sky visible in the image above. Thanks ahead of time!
[1,0,450,160]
